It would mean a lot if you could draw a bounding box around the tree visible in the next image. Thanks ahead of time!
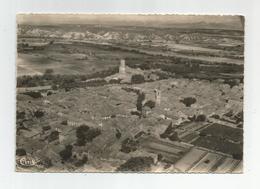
[232,152,243,160]
[76,125,89,146]
[120,138,139,153]
[16,148,26,156]
[116,156,154,172]
[76,125,101,146]
[180,97,196,107]
[17,111,26,119]
[235,111,243,123]
[74,154,88,167]
[160,122,174,139]
[224,79,240,88]
[42,125,51,131]
[136,92,145,112]
[44,68,54,75]
[48,131,59,142]
[59,145,73,161]
[34,110,44,118]
[115,129,121,139]
[23,91,42,99]
[61,120,68,125]
[109,78,122,84]
[131,74,145,84]
[160,122,179,141]
[144,100,156,109]
[196,114,207,122]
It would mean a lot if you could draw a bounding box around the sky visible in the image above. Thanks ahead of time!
[17,14,244,30]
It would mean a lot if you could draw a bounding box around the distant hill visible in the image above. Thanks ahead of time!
[17,24,243,46]
[17,14,244,31]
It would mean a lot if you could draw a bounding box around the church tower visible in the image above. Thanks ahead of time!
[154,88,161,106]
[119,59,126,75]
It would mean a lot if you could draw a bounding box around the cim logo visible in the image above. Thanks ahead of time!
[19,156,36,167]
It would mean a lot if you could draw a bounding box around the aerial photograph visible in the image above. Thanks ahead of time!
[16,14,244,173]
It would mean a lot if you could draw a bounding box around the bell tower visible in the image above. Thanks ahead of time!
[119,59,126,75]
[154,88,161,106]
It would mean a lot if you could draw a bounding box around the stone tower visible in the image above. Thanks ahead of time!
[154,88,161,106]
[119,59,126,75]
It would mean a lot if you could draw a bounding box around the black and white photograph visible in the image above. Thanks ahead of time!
[15,14,244,173]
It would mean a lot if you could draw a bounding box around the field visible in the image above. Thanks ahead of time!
[192,123,243,157]
[17,41,147,76]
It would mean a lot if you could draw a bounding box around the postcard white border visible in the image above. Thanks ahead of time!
[1,0,260,189]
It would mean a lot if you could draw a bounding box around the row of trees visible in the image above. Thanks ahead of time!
[17,67,118,89]
[126,55,243,82]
